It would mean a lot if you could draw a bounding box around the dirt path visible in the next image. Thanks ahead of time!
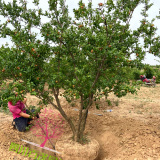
[1,85,160,160]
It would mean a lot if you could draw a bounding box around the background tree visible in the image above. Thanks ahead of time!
[144,64,155,78]
[0,0,160,143]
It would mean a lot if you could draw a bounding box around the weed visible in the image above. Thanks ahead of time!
[80,135,91,145]
[145,108,149,112]
[25,123,34,131]
[96,103,99,109]
[137,103,144,109]
[106,99,112,106]
[114,99,119,106]
[71,102,75,107]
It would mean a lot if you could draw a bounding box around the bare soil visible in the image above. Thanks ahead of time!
[1,84,160,160]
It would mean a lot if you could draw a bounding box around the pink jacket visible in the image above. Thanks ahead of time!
[8,101,26,119]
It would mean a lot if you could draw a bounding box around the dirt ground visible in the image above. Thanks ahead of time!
[1,84,160,160]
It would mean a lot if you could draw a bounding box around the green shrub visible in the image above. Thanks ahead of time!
[144,65,155,79]
[155,71,160,83]
[132,69,144,80]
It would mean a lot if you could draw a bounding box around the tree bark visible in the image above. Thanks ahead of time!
[53,91,76,139]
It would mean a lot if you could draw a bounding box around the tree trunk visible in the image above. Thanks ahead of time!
[75,94,93,142]
[75,109,89,142]
[53,91,91,143]
[53,93,76,139]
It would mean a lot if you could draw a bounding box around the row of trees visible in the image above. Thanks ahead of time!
[0,0,160,143]
[129,64,159,80]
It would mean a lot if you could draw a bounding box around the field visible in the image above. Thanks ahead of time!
[0,84,160,160]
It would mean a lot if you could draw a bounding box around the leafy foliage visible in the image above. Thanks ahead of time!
[144,65,155,78]
[26,105,41,117]
[132,68,144,80]
[0,81,26,109]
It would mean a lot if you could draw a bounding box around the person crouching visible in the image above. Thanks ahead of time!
[8,98,38,132]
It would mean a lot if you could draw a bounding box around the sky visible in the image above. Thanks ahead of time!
[0,0,160,65]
